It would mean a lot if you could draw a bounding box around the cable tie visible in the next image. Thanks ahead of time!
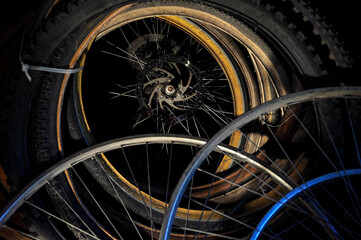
[18,25,84,81]
[20,59,84,82]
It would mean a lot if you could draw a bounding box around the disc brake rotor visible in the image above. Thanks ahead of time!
[136,55,204,124]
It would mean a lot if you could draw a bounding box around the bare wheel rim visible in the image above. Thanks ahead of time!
[0,134,294,239]
[160,86,361,239]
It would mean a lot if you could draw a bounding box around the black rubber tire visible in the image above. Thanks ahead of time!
[0,0,354,239]
[207,0,353,75]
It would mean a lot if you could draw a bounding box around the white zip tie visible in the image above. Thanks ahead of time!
[20,59,84,81]
[19,25,84,82]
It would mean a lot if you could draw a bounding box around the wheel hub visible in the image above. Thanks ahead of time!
[136,55,203,124]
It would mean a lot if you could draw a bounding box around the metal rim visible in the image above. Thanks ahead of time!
[160,86,361,239]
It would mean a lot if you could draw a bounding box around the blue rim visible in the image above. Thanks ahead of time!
[250,168,361,239]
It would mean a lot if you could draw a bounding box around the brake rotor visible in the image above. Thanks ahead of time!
[136,55,203,124]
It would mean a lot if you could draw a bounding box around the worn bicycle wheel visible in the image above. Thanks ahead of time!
[161,87,361,239]
[0,134,292,239]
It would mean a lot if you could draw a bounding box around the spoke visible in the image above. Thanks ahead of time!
[193,115,210,138]
[314,99,361,220]
[45,180,98,237]
[201,103,233,121]
[165,106,191,135]
[71,167,124,240]
[141,19,162,50]
[193,158,223,239]
[183,197,274,238]
[131,114,151,129]
[202,88,234,112]
[93,158,144,240]
[266,217,308,240]
[1,225,43,240]
[237,129,299,187]
[197,166,248,238]
[286,104,336,169]
[281,210,323,240]
[320,184,361,228]
[201,90,233,104]
[231,157,288,196]
[177,226,245,240]
[195,168,282,207]
[235,127,320,208]
[114,83,137,90]
[203,78,228,81]
[198,104,227,128]
[192,116,202,138]
[183,178,194,239]
[101,50,145,66]
[264,123,306,184]
[108,88,137,99]
[127,22,140,38]
[164,142,174,211]
[24,200,100,240]
[162,21,171,55]
[120,147,159,234]
[191,167,316,223]
[345,97,361,166]
[146,143,155,240]
[105,40,145,64]
[118,28,145,70]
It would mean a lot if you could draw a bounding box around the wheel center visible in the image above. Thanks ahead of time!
[136,55,203,124]
[165,85,176,95]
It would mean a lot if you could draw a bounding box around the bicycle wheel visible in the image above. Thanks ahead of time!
[0,134,291,239]
[161,86,361,239]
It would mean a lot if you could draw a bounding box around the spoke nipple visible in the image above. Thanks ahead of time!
[259,114,267,125]
[168,77,172,82]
